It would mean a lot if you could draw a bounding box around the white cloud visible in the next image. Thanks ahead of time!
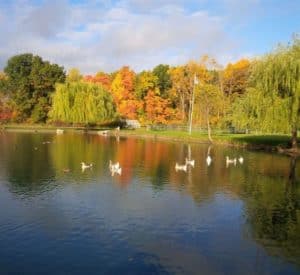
[0,0,280,74]
[21,0,69,38]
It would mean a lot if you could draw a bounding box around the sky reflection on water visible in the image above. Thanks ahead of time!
[0,132,299,274]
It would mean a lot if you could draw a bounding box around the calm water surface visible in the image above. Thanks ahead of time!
[0,131,299,275]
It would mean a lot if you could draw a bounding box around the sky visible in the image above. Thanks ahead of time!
[0,0,299,74]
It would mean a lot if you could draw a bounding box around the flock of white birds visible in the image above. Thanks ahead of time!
[175,155,244,173]
[80,161,121,176]
[80,155,244,177]
[53,129,244,176]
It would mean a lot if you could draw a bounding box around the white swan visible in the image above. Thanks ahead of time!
[175,163,188,172]
[81,162,93,170]
[56,129,64,134]
[185,158,195,167]
[226,156,237,167]
[111,166,122,176]
[109,160,120,170]
[206,155,212,166]
[238,156,244,164]
[109,160,122,176]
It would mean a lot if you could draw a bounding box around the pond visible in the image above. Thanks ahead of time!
[0,131,299,274]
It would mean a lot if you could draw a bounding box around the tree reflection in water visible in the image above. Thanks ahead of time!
[244,156,299,265]
[0,132,299,269]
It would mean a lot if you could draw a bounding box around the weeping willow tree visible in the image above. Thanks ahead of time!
[49,82,116,124]
[230,87,291,134]
[250,37,300,149]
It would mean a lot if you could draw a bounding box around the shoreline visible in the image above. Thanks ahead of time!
[1,125,299,157]
[116,130,299,156]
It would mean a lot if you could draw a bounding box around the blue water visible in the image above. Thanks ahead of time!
[0,131,299,274]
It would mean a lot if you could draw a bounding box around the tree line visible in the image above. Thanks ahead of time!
[0,38,299,148]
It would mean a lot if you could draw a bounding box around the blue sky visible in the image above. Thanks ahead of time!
[0,0,299,73]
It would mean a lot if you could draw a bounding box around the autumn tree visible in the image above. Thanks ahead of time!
[195,83,223,141]
[110,66,142,119]
[84,71,112,91]
[169,65,189,121]
[169,57,214,123]
[223,58,250,96]
[134,71,158,99]
[144,89,176,124]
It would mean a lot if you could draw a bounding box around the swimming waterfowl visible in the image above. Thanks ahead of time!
[206,155,212,166]
[56,129,64,134]
[111,166,122,176]
[226,156,237,166]
[185,158,195,167]
[175,163,188,172]
[238,156,244,164]
[81,162,93,170]
[109,160,120,170]
[109,160,122,176]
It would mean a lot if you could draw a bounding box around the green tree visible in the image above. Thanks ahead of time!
[0,71,8,93]
[0,72,12,122]
[49,82,116,124]
[153,64,171,97]
[4,54,34,121]
[230,88,291,134]
[67,68,82,82]
[250,38,300,149]
[4,53,65,122]
[134,71,158,99]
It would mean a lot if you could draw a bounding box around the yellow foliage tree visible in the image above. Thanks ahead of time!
[223,58,250,96]
[110,67,142,119]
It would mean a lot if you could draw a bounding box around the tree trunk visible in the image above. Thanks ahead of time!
[291,126,298,150]
[206,107,213,143]
[180,93,185,121]
[288,156,297,185]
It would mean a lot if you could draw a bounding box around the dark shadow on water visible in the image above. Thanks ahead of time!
[233,134,300,147]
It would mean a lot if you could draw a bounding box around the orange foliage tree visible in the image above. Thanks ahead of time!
[84,71,112,91]
[144,90,177,124]
[0,96,12,123]
[110,66,142,119]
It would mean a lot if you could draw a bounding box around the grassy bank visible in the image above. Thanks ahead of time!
[120,128,297,149]
[2,124,299,153]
